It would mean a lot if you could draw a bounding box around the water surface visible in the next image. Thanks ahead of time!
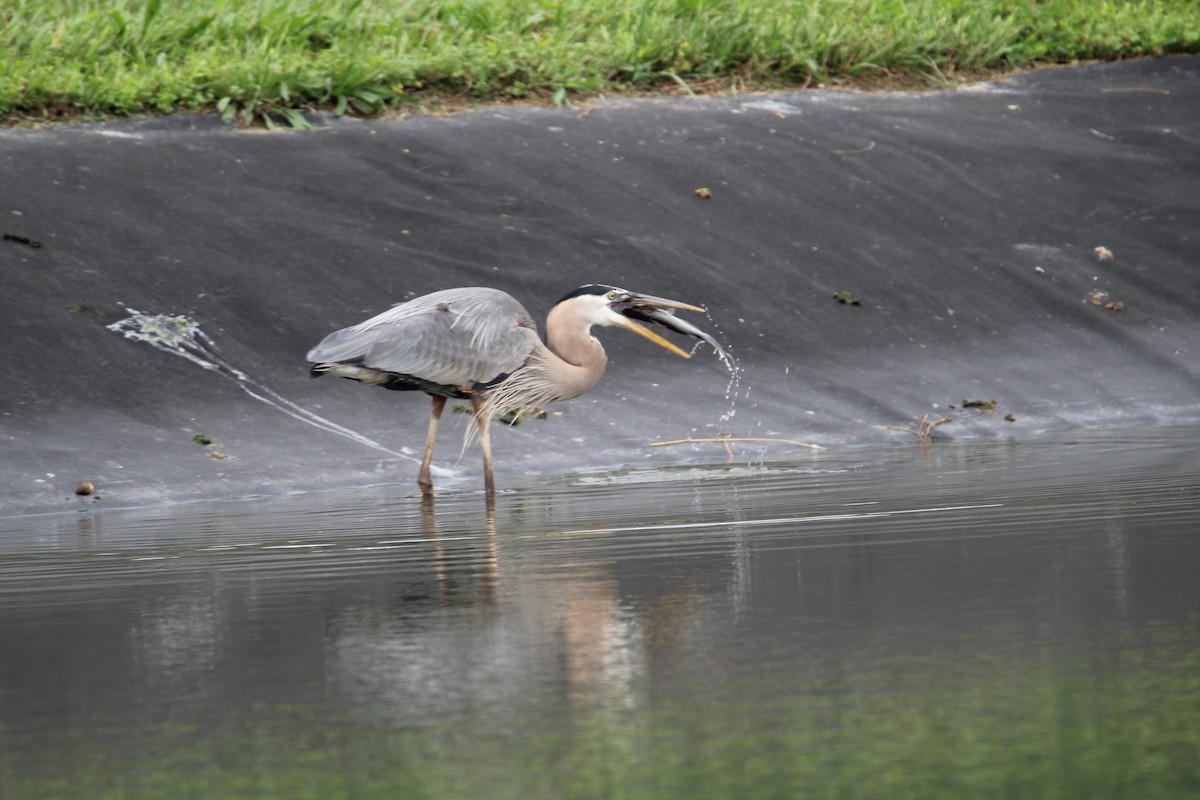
[2,426,1198,798]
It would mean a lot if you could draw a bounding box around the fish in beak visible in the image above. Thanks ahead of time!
[608,290,727,361]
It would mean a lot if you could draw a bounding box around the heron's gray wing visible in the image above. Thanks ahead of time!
[307,287,539,387]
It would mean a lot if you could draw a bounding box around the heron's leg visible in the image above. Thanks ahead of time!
[469,395,495,495]
[418,395,447,496]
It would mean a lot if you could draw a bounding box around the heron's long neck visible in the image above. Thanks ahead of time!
[482,306,609,418]
[542,312,608,401]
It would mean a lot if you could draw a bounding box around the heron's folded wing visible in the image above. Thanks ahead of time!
[308,287,538,387]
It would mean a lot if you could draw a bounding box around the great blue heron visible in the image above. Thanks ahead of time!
[307,284,721,495]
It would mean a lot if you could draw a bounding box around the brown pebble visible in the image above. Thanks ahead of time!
[75,481,95,496]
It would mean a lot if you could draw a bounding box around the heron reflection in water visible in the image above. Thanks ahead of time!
[308,284,722,495]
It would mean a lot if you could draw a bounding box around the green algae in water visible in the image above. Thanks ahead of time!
[5,632,1198,800]
[106,309,227,374]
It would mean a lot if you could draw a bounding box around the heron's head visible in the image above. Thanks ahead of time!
[553,284,712,359]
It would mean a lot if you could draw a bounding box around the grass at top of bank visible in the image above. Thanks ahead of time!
[2,0,1199,127]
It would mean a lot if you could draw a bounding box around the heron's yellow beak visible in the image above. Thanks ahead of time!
[614,315,693,359]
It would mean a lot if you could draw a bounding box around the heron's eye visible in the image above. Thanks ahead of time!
[607,291,618,301]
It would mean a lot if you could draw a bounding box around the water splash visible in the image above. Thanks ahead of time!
[106,309,445,471]
[718,354,741,425]
[685,312,741,425]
